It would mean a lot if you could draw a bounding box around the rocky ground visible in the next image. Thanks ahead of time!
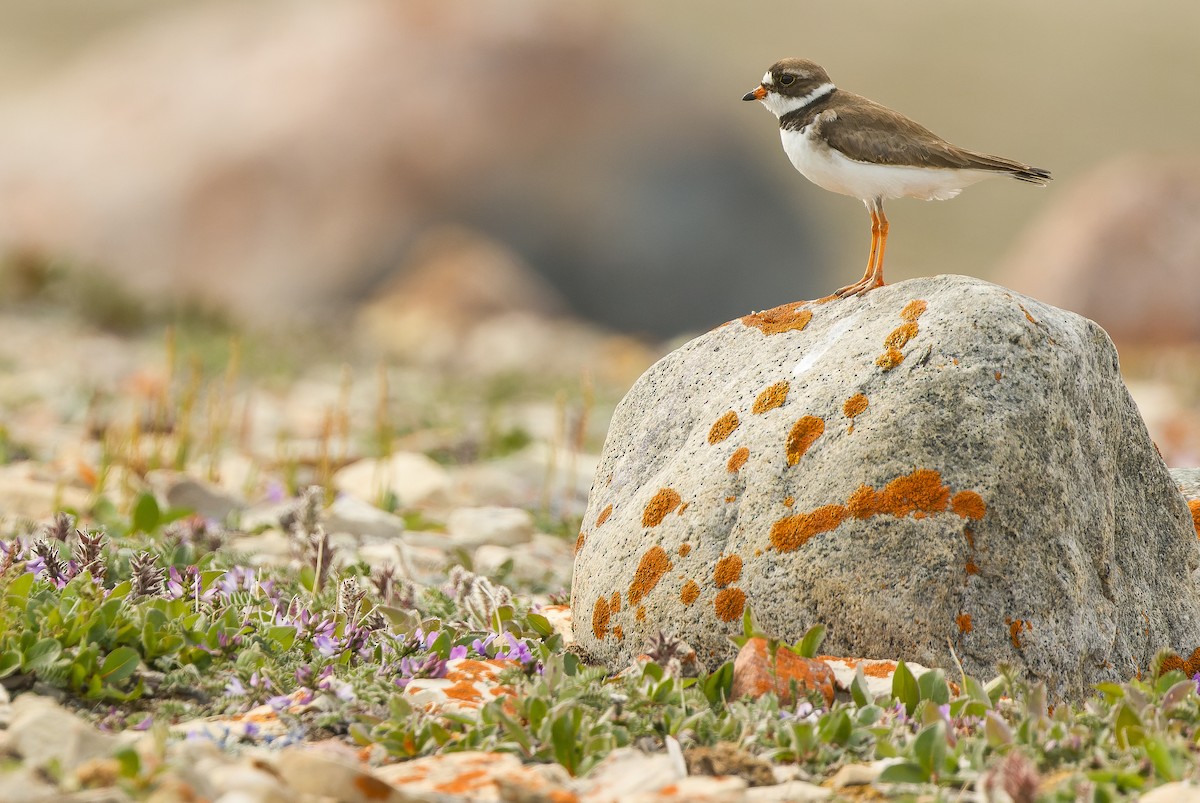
[2,295,1200,802]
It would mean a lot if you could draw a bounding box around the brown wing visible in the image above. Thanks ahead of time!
[817,92,1051,183]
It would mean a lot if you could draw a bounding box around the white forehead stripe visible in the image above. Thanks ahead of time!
[761,81,836,118]
[762,71,774,86]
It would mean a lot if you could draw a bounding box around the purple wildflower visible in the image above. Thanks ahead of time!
[449,645,468,660]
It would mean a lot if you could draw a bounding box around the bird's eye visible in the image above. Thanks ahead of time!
[779,74,795,86]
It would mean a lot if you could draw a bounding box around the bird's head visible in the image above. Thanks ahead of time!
[743,58,836,118]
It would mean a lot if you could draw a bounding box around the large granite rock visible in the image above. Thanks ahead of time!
[571,274,1200,701]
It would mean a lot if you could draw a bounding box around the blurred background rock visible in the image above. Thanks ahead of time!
[0,0,1198,463]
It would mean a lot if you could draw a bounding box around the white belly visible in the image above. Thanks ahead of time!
[780,126,992,202]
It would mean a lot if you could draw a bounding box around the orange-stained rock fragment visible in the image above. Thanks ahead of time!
[592,596,610,640]
[843,393,868,419]
[680,580,700,605]
[786,416,825,466]
[713,554,743,588]
[952,490,987,520]
[727,447,749,473]
[957,613,973,633]
[740,303,813,335]
[1189,499,1200,538]
[643,488,682,527]
[596,504,613,527]
[752,381,790,414]
[884,322,919,350]
[769,504,848,552]
[713,587,746,622]
[730,637,836,706]
[708,411,740,444]
[901,299,928,322]
[628,545,673,605]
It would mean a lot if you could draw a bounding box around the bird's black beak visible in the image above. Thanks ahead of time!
[742,85,767,102]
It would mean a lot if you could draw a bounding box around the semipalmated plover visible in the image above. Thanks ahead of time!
[744,58,1051,297]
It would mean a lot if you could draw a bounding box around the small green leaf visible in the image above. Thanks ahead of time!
[796,624,827,658]
[984,710,1012,747]
[4,572,34,605]
[892,660,919,716]
[913,721,946,779]
[851,666,872,707]
[702,662,734,706]
[1144,736,1180,782]
[878,761,929,784]
[1095,682,1126,702]
[131,493,161,534]
[0,651,20,678]
[525,613,553,638]
[268,625,297,652]
[100,646,140,684]
[817,708,852,746]
[115,746,141,778]
[917,669,950,706]
[964,674,992,709]
[23,638,62,673]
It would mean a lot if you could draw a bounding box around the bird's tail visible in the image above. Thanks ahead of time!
[962,151,1052,185]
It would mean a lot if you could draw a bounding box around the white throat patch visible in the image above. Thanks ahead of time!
[761,82,836,119]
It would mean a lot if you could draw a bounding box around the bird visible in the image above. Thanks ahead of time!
[743,58,1050,298]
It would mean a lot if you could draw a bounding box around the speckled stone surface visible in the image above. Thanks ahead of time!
[571,274,1200,701]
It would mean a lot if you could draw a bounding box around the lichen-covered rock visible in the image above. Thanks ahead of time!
[571,274,1200,701]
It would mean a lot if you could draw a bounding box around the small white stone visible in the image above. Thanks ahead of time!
[447,506,534,548]
[334,452,451,508]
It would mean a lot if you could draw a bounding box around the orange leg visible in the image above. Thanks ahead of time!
[833,204,880,298]
[864,203,889,291]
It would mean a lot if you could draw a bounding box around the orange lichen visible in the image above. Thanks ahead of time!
[965,559,980,575]
[725,495,737,503]
[776,469,984,551]
[770,504,848,553]
[643,488,682,527]
[752,381,790,414]
[354,775,399,800]
[1019,303,1038,325]
[433,769,490,794]
[901,300,928,322]
[783,496,795,508]
[843,393,869,419]
[678,543,692,557]
[727,447,750,473]
[628,545,673,605]
[957,613,974,634]
[863,662,898,678]
[714,588,747,622]
[952,490,987,520]
[1188,499,1200,538]
[1158,647,1200,678]
[680,580,700,605]
[708,411,740,444]
[636,606,646,622]
[592,596,610,640]
[574,532,585,554]
[877,469,951,517]
[740,303,813,335]
[596,504,613,527]
[1007,618,1031,650]
[613,625,624,640]
[994,371,1003,382]
[713,554,743,588]
[884,322,919,350]
[610,591,621,612]
[849,469,951,519]
[876,347,904,371]
[963,526,976,549]
[677,502,689,515]
[786,416,825,465]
